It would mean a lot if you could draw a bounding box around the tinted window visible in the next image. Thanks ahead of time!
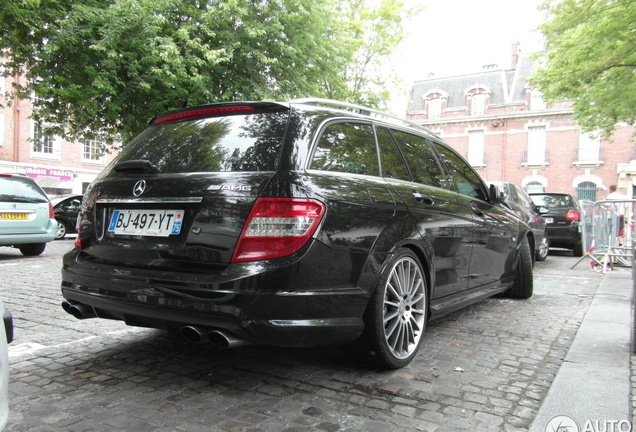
[390,130,444,188]
[311,122,379,176]
[113,112,288,173]
[376,127,410,181]
[432,143,488,200]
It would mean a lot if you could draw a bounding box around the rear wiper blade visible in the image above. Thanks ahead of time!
[113,159,159,174]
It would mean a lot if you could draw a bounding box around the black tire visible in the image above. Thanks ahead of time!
[535,234,549,261]
[353,248,428,369]
[572,242,584,257]
[19,243,47,256]
[56,221,67,240]
[502,236,533,299]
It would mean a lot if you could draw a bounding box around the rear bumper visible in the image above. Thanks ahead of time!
[0,220,58,246]
[61,246,369,347]
[545,223,581,247]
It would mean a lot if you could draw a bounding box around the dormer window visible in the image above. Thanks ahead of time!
[423,90,448,120]
[464,85,491,116]
[471,94,485,115]
[530,88,546,110]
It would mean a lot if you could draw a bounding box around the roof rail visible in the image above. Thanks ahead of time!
[291,97,435,136]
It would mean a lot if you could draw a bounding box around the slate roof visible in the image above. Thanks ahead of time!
[407,53,538,113]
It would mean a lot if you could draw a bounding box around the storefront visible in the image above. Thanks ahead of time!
[0,162,105,197]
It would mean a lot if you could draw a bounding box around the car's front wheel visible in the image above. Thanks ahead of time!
[353,248,427,369]
[19,243,46,256]
[535,234,549,261]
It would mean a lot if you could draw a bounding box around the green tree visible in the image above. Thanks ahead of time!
[532,0,636,138]
[0,0,417,146]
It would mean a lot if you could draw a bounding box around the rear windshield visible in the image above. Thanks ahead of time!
[113,112,289,173]
[531,194,574,208]
[0,176,49,203]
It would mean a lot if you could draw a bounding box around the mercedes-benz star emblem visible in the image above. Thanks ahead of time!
[133,180,146,197]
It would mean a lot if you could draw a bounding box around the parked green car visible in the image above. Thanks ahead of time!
[0,173,58,256]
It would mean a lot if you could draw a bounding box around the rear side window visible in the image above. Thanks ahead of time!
[376,127,410,181]
[310,122,379,176]
[113,112,289,173]
[0,176,49,203]
[390,130,444,188]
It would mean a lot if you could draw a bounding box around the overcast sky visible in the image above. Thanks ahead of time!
[388,0,546,115]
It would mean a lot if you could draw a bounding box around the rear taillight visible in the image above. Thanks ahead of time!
[48,203,55,219]
[231,198,326,263]
[565,210,580,221]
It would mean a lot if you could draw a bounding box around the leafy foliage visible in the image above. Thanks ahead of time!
[532,0,636,138]
[0,0,418,146]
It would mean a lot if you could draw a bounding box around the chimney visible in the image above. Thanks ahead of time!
[511,42,520,68]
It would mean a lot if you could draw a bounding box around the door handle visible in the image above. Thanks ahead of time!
[412,191,434,205]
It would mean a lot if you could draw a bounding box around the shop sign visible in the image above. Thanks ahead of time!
[24,167,73,181]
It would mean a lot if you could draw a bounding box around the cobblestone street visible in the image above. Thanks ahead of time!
[1,240,611,431]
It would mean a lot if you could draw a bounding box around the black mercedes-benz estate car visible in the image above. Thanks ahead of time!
[61,99,533,368]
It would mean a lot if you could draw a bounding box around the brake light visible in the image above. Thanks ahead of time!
[49,203,55,219]
[153,106,255,125]
[231,198,326,263]
[565,210,580,221]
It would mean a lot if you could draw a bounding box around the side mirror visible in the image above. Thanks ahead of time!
[489,184,504,204]
[538,206,549,214]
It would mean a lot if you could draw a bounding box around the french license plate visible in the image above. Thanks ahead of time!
[544,217,554,224]
[108,209,184,237]
[0,213,28,220]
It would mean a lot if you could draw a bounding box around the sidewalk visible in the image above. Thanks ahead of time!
[529,270,633,431]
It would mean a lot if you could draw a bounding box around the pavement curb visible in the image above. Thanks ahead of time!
[529,270,632,431]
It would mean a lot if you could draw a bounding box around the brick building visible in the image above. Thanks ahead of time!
[406,43,636,201]
[0,69,118,197]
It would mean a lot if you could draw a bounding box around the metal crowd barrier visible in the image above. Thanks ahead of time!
[572,199,636,273]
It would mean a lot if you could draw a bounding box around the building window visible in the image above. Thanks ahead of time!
[530,88,546,110]
[82,139,106,164]
[467,130,485,166]
[471,94,486,116]
[33,123,54,154]
[30,121,61,160]
[525,181,545,194]
[0,114,4,147]
[525,126,547,165]
[0,64,5,95]
[576,132,601,162]
[576,181,597,202]
[428,98,442,119]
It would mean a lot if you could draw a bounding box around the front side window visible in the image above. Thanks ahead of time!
[311,122,379,176]
[390,129,444,188]
[432,142,488,200]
